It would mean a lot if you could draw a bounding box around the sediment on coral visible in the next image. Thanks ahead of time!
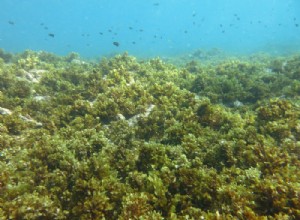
[0,50,300,219]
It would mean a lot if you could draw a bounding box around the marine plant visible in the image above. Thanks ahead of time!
[0,49,299,219]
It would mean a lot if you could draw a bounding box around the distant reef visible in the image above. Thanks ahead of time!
[0,48,300,219]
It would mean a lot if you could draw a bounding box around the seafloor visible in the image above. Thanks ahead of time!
[0,49,300,219]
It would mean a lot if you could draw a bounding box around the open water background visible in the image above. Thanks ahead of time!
[0,0,300,58]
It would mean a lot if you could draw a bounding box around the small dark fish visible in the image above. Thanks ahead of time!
[44,26,48,30]
[8,20,15,25]
[153,3,159,6]
[132,41,136,44]
[184,30,188,34]
[139,29,144,32]
[99,32,103,35]
[113,41,120,47]
[48,33,55,38]
[295,24,299,27]
[40,23,44,26]
[128,26,133,30]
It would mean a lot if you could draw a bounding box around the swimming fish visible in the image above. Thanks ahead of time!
[113,41,120,47]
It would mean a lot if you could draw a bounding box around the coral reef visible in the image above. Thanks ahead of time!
[0,50,300,219]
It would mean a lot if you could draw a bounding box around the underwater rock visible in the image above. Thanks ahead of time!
[0,107,12,115]
[71,59,86,65]
[33,95,50,101]
[19,114,43,127]
[20,69,47,83]
[233,100,244,107]
[117,104,156,126]
[129,104,155,125]
[0,106,42,127]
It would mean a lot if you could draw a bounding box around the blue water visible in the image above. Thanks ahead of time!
[1,0,300,58]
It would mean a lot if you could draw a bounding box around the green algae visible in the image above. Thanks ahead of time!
[0,49,300,219]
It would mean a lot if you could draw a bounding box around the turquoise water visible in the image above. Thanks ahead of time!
[1,0,300,58]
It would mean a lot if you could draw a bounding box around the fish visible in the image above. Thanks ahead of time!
[8,20,15,25]
[113,41,120,47]
[48,33,55,38]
